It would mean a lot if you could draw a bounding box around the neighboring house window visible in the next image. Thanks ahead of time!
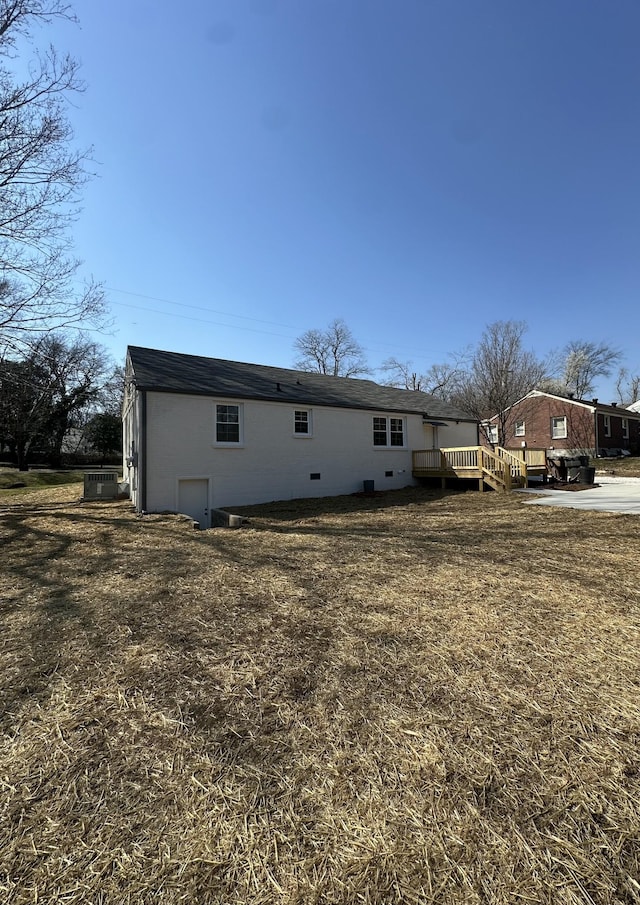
[622,418,629,439]
[215,403,242,444]
[603,415,611,438]
[486,425,498,444]
[551,416,567,439]
[514,420,525,437]
[373,416,405,447]
[294,409,311,436]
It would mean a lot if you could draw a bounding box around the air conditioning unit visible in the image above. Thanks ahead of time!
[83,472,119,500]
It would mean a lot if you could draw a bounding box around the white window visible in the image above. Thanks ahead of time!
[551,416,567,439]
[373,416,405,448]
[603,415,611,438]
[485,425,498,444]
[514,420,525,437]
[294,409,312,436]
[622,418,629,440]
[215,403,243,444]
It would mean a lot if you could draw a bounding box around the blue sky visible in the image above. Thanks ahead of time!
[46,0,639,398]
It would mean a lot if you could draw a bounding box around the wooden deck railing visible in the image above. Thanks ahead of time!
[412,448,444,471]
[443,446,481,470]
[480,447,508,489]
[412,446,483,474]
[519,448,547,468]
[412,445,534,490]
[495,447,529,480]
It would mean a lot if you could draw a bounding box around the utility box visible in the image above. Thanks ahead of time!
[83,472,119,500]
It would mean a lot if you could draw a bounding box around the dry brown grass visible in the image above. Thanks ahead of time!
[1,484,639,904]
[593,457,640,478]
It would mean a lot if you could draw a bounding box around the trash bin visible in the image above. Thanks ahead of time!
[548,457,566,481]
[565,457,582,481]
[579,466,596,485]
[363,480,375,493]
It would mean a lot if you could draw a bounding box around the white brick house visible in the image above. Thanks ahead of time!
[123,346,478,524]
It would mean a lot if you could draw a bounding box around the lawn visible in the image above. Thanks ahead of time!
[1,484,639,904]
[0,468,87,491]
[593,456,640,478]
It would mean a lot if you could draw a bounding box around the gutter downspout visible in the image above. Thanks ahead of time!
[593,406,598,458]
[140,389,147,513]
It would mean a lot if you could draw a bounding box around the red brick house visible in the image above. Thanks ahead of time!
[486,391,640,457]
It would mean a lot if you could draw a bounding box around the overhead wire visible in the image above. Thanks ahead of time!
[107,298,298,340]
[105,286,299,330]
[104,286,452,361]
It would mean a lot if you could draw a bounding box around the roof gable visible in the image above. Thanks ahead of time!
[488,390,640,423]
[525,391,640,419]
[126,346,475,421]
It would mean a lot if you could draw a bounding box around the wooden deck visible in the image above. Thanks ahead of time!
[507,447,549,476]
[412,446,548,492]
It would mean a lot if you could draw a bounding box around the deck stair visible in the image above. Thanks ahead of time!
[412,445,546,492]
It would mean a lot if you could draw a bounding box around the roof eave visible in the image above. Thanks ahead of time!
[132,382,475,419]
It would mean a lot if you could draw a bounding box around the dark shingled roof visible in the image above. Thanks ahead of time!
[127,346,475,421]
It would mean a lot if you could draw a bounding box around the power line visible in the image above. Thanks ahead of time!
[106,286,299,330]
[101,284,459,362]
[107,298,297,340]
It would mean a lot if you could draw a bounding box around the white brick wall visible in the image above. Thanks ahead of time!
[139,391,477,510]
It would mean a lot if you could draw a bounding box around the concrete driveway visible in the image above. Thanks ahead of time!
[517,476,640,515]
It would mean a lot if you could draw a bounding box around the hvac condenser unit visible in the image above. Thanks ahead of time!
[83,472,119,500]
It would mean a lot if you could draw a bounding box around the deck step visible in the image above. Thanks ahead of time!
[412,446,546,492]
[482,471,508,492]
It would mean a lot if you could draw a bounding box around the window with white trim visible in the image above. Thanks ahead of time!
[514,420,525,437]
[551,416,567,439]
[486,425,498,444]
[294,409,312,436]
[622,417,629,440]
[215,403,243,444]
[373,416,405,448]
[603,414,611,438]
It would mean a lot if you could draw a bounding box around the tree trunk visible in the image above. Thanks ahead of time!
[16,441,29,471]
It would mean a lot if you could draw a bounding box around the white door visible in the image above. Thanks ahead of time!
[178,478,209,528]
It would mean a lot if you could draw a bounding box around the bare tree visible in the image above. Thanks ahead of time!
[615,367,640,407]
[549,341,622,399]
[379,357,425,391]
[0,1,106,355]
[379,357,465,399]
[451,321,548,446]
[39,333,112,464]
[294,318,369,377]
[0,331,112,468]
[97,363,125,415]
[0,352,51,468]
